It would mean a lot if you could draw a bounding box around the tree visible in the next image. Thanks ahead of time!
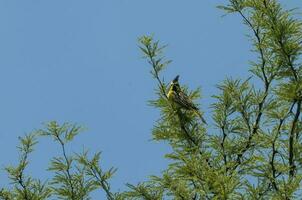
[1,0,302,199]
[0,122,121,200]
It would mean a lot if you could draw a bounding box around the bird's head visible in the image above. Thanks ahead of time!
[168,75,180,92]
[172,75,180,83]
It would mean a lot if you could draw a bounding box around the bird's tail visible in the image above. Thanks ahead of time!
[195,110,207,125]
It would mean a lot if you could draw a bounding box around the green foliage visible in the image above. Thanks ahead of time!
[1,0,302,199]
[126,0,302,199]
[1,122,118,200]
[39,122,95,200]
[0,133,51,200]
[76,151,119,200]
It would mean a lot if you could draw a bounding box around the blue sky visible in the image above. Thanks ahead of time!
[0,0,301,198]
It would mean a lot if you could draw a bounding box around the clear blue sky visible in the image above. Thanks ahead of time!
[0,0,301,198]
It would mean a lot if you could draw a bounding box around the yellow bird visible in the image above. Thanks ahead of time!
[167,75,207,124]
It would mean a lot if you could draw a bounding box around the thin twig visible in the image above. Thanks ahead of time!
[232,10,271,170]
[55,134,76,200]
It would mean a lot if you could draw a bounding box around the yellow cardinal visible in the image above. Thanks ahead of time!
[167,75,207,124]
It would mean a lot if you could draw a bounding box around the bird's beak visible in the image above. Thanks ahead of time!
[173,75,179,83]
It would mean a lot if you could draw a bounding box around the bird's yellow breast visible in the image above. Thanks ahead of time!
[167,89,175,100]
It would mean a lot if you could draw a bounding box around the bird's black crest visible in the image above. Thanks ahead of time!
[173,75,180,83]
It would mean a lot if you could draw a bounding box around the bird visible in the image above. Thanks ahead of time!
[167,75,207,124]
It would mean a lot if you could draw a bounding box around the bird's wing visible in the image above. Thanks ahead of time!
[174,91,198,110]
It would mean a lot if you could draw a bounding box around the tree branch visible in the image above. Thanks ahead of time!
[233,10,271,170]
[289,100,301,177]
[55,134,76,200]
